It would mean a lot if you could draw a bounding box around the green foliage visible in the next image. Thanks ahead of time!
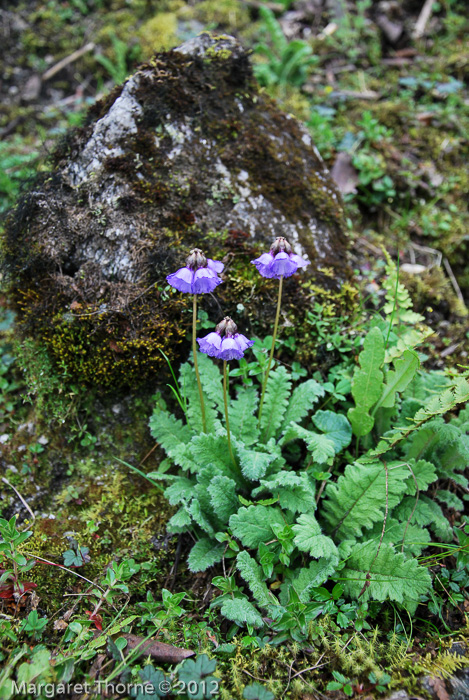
[253,7,318,88]
[148,253,468,645]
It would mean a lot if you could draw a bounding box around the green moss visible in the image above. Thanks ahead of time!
[136,13,180,57]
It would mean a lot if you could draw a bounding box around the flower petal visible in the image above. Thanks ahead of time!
[219,337,243,361]
[193,268,223,294]
[271,251,298,278]
[197,332,222,356]
[290,253,309,270]
[234,334,254,352]
[251,253,276,278]
[207,258,224,274]
[166,267,194,293]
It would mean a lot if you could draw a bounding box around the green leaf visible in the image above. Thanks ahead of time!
[323,461,410,538]
[188,539,225,573]
[164,477,196,506]
[281,422,335,464]
[312,410,352,452]
[292,558,338,602]
[376,350,420,410]
[230,386,259,446]
[178,654,218,700]
[148,408,196,470]
[260,366,292,442]
[405,459,437,495]
[252,472,316,514]
[236,551,271,607]
[292,513,339,560]
[243,683,275,700]
[132,666,169,698]
[208,476,239,522]
[347,327,385,437]
[281,378,325,430]
[229,506,286,548]
[220,597,264,627]
[342,540,431,610]
[189,434,241,481]
[167,507,192,534]
[179,357,222,434]
[237,444,276,481]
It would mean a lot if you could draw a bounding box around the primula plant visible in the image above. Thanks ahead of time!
[150,242,469,640]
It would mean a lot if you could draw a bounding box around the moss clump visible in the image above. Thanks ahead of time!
[137,13,180,56]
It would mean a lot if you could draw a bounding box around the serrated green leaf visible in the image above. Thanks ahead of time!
[342,540,431,610]
[237,444,276,481]
[260,366,292,442]
[236,551,271,607]
[243,683,275,700]
[229,506,286,548]
[292,558,337,602]
[405,459,437,496]
[282,422,335,463]
[208,476,239,522]
[220,597,264,627]
[323,461,410,538]
[164,477,196,506]
[292,513,338,560]
[188,539,225,573]
[230,386,259,446]
[312,410,352,452]
[167,507,192,534]
[281,379,325,430]
[148,408,196,470]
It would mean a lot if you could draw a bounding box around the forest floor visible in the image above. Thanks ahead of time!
[0,1,468,699]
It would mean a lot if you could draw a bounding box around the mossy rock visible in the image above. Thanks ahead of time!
[2,34,348,392]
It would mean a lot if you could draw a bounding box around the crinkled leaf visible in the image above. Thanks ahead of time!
[229,506,286,548]
[282,379,325,430]
[220,597,263,627]
[323,461,410,538]
[188,539,224,573]
[292,513,338,560]
[237,444,276,481]
[260,366,292,442]
[292,558,338,602]
[208,476,239,522]
[230,386,259,446]
[236,551,271,607]
[342,540,431,610]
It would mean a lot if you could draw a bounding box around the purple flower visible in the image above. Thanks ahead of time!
[197,317,254,361]
[251,237,309,279]
[166,249,224,294]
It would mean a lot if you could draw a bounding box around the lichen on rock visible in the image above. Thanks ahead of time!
[2,33,348,392]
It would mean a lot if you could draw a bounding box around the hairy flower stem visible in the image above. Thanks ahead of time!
[258,275,283,427]
[223,361,238,472]
[192,295,206,433]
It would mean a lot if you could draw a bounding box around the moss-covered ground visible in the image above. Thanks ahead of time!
[1,1,468,698]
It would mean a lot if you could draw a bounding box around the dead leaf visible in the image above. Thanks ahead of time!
[118,634,194,664]
[331,153,358,195]
[428,677,450,700]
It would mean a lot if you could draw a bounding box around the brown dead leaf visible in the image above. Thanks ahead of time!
[428,677,451,700]
[120,634,195,664]
[331,153,358,195]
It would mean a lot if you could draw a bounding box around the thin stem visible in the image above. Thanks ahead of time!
[223,361,237,471]
[192,294,206,433]
[258,275,283,426]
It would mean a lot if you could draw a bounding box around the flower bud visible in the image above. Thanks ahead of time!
[225,318,238,337]
[186,248,207,270]
[270,237,292,255]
